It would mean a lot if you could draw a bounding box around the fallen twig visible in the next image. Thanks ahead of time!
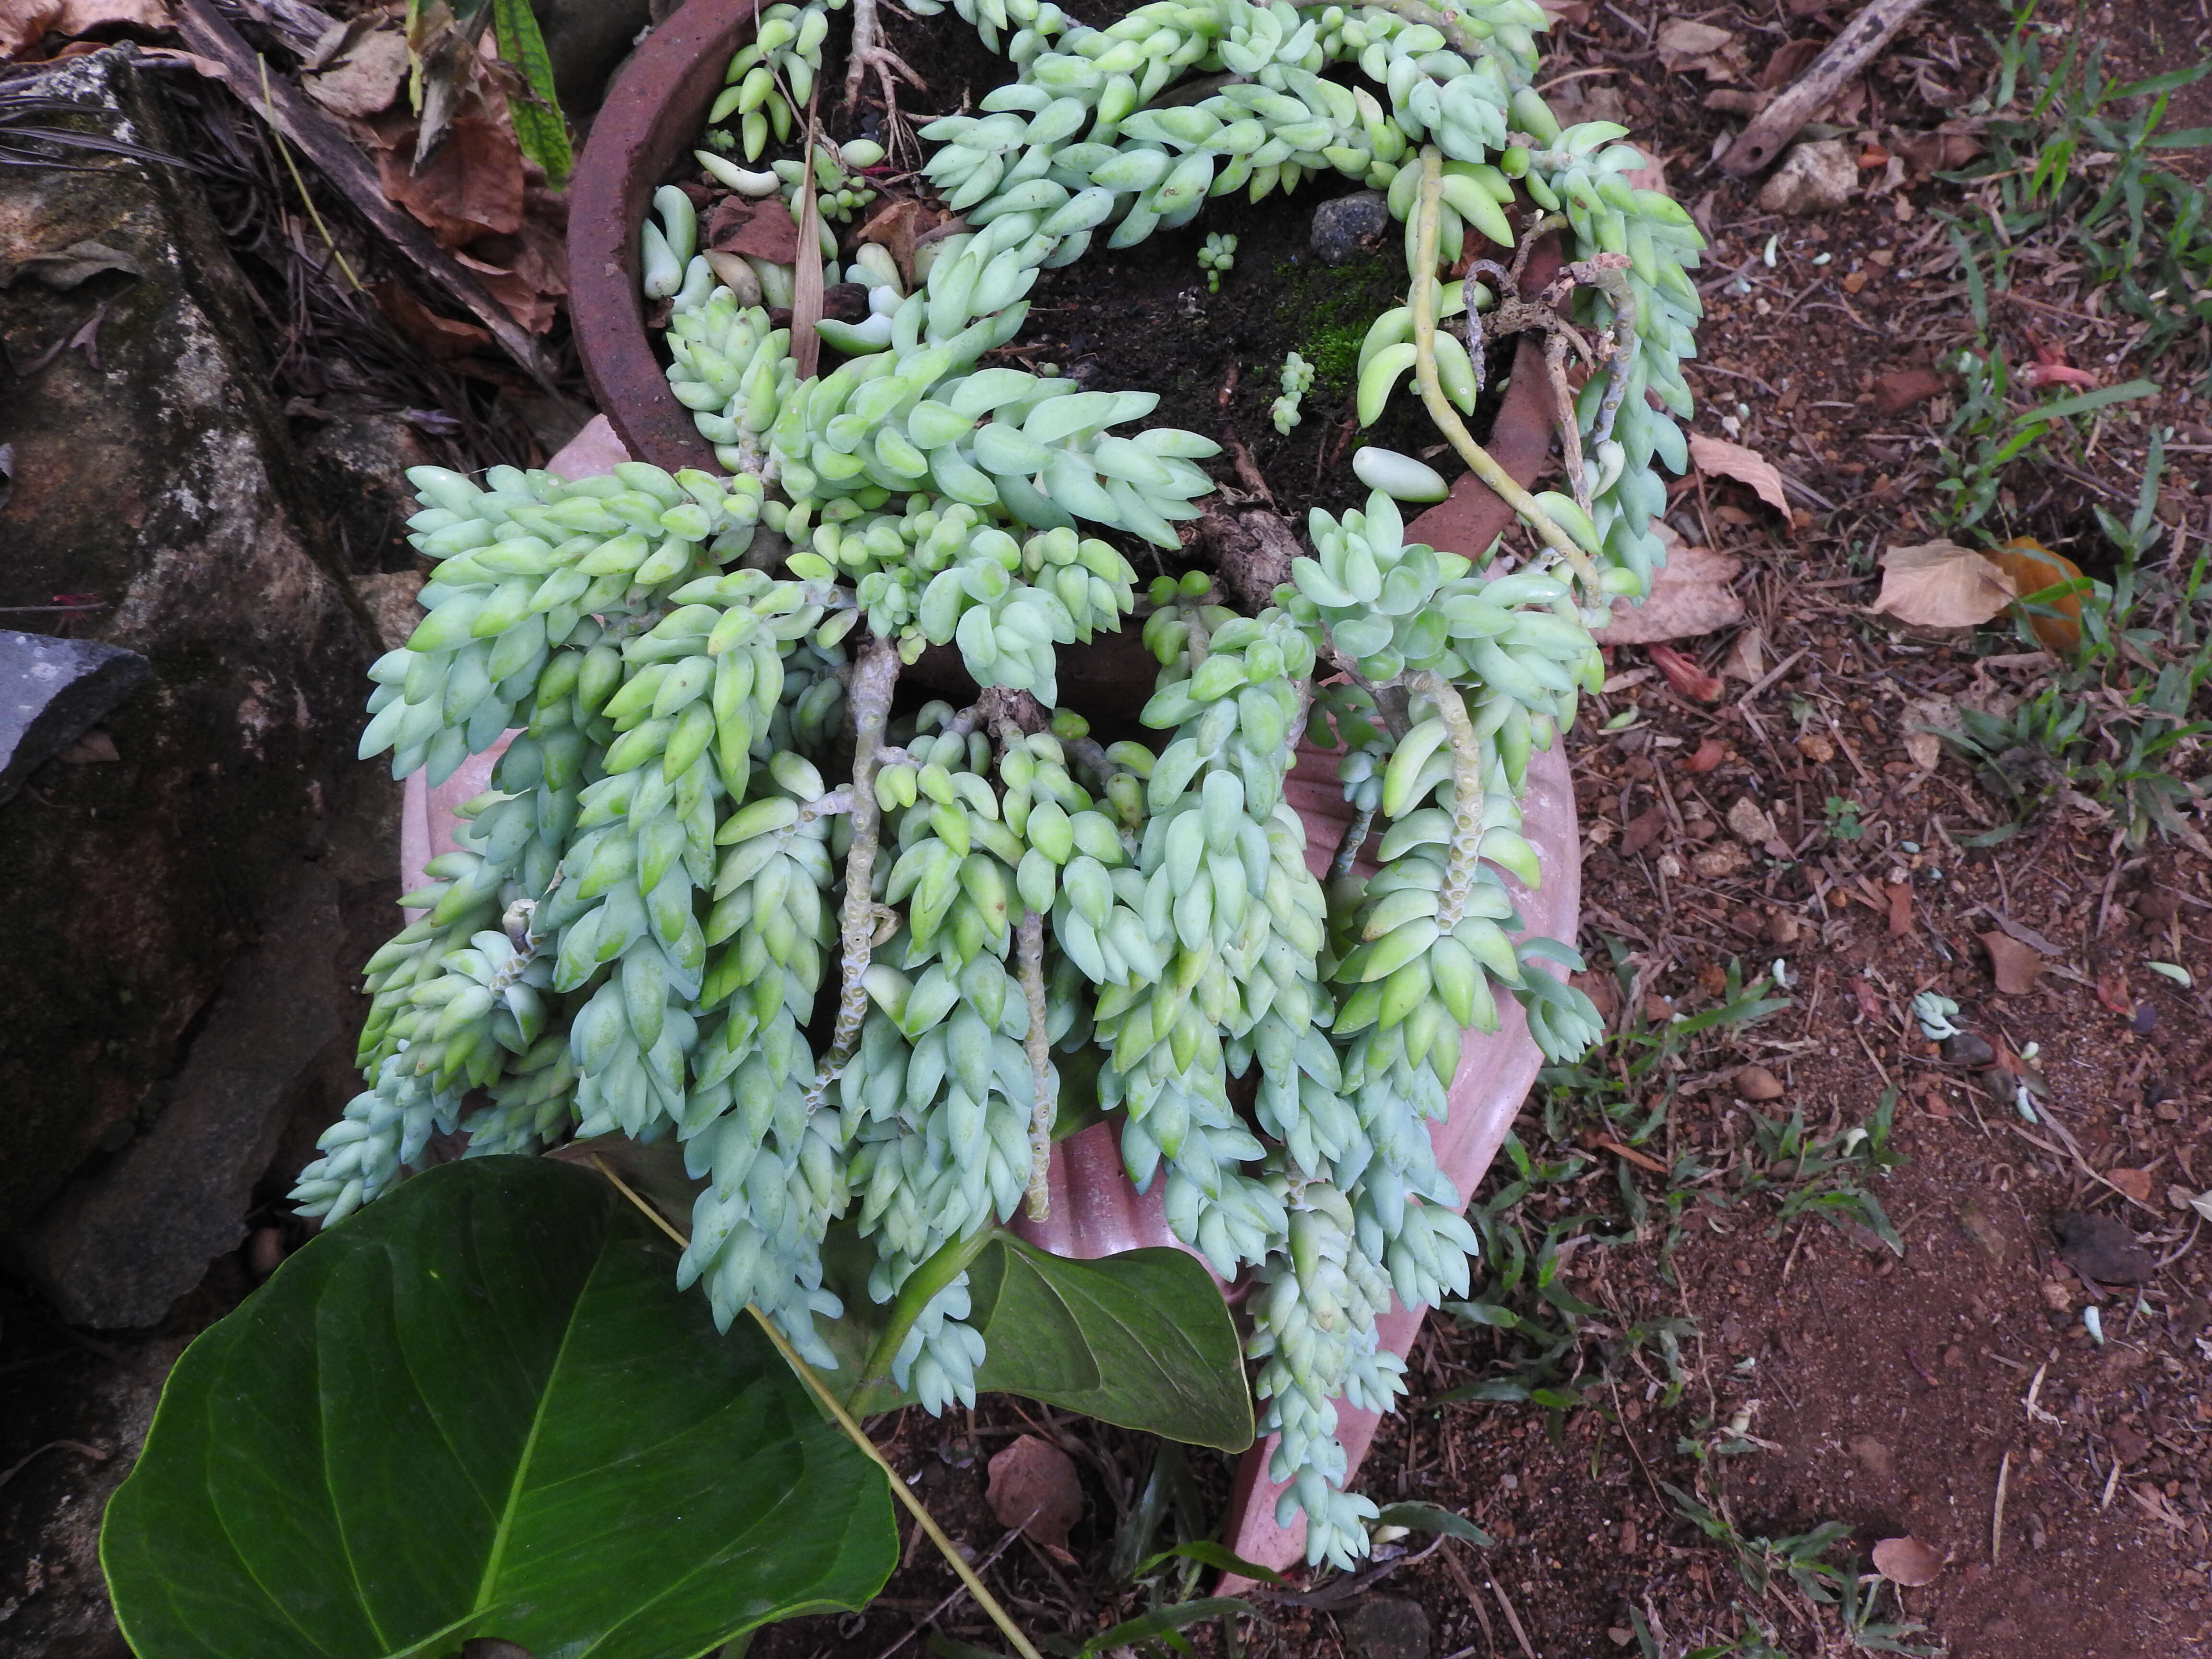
[1720,0,1935,178]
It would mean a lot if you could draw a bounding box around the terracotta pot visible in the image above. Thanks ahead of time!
[534,0,1585,1579]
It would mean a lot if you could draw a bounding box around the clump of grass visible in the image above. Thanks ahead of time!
[1949,0,2212,383]
[1438,953,1790,1420]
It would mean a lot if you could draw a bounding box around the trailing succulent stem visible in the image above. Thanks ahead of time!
[806,633,900,1112]
[311,0,1697,1570]
[1408,149,1596,589]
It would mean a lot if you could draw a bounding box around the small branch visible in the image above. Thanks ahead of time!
[1014,911,1055,1218]
[1542,330,1589,516]
[590,1160,1044,1659]
[1201,503,1301,614]
[983,697,1059,1217]
[1719,0,1934,177]
[1328,804,1375,883]
[803,636,899,1113]
[1404,669,1489,925]
[1408,150,1599,591]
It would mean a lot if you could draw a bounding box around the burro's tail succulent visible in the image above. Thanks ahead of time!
[301,0,1699,1569]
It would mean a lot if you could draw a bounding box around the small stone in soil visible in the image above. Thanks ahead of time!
[1942,1030,1996,1067]
[1956,1198,2007,1262]
[2052,1210,2155,1284]
[1735,1063,1785,1100]
[1341,1595,1432,1659]
[1310,190,1391,265]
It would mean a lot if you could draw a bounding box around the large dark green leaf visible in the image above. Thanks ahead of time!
[102,1157,895,1659]
[558,1142,1250,1449]
[971,1238,1252,1452]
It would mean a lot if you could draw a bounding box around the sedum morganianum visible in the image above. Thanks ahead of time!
[298,0,1700,1568]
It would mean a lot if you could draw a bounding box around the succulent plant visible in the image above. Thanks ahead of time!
[303,0,1705,1571]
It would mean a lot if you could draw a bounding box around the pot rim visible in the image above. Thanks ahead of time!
[565,0,1563,559]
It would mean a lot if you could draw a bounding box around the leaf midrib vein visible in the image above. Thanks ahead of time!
[467,1233,603,1618]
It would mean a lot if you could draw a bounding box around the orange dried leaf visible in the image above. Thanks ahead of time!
[1682,737,1728,773]
[1987,537,2085,654]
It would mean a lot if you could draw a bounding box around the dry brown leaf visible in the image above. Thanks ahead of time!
[455,218,569,334]
[1592,538,1744,644]
[986,1435,1083,1555]
[853,196,936,287]
[1687,434,1790,515]
[1986,537,2085,654]
[706,194,802,267]
[370,280,493,360]
[1756,34,1825,89]
[1896,128,1984,176]
[1655,18,1740,76]
[1886,881,1914,937]
[1871,540,2017,628]
[0,0,169,60]
[1981,930,2045,996]
[1620,805,1667,858]
[375,111,526,247]
[1900,694,1957,772]
[2106,1167,2155,1205]
[1872,366,1948,416]
[1648,642,1723,702]
[1870,1536,1944,1587]
[1722,624,1765,682]
[303,23,408,119]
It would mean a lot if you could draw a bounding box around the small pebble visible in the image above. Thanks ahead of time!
[1941,1031,1995,1067]
[1735,1064,1785,1101]
[1309,190,1391,265]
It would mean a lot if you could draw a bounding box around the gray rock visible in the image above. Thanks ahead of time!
[0,628,150,803]
[1311,190,1391,265]
[1755,139,1857,216]
[1941,1030,1996,1067]
[1341,1595,1432,1659]
[12,865,348,1326]
[0,50,390,1264]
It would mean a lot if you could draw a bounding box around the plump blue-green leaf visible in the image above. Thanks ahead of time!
[102,1157,896,1659]
[970,1238,1251,1451]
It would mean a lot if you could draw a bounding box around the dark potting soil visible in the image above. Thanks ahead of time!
[713,12,1522,565]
